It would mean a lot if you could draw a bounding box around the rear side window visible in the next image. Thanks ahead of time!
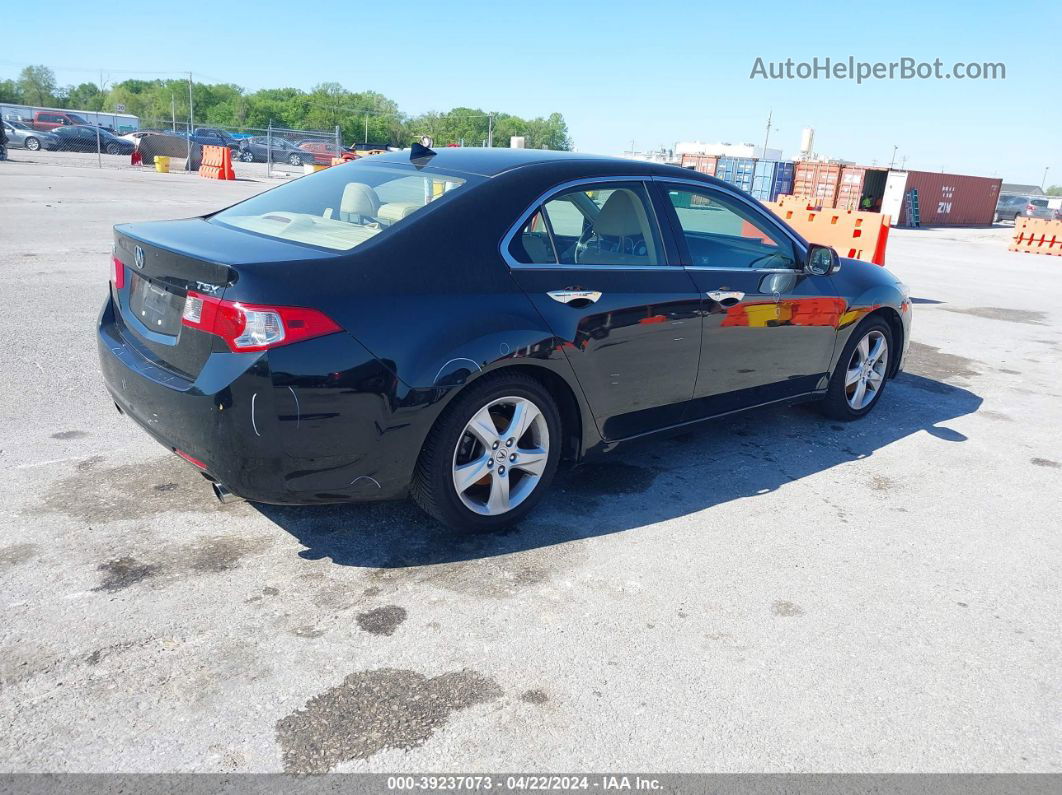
[1031,199,1048,208]
[508,210,557,264]
[211,163,479,251]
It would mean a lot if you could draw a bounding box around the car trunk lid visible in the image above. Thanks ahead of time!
[112,218,335,379]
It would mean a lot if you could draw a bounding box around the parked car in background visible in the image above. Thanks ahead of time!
[995,194,1060,223]
[237,136,315,165]
[31,110,91,131]
[340,143,389,161]
[3,120,59,151]
[51,125,135,155]
[190,127,241,151]
[98,148,911,529]
[298,139,344,164]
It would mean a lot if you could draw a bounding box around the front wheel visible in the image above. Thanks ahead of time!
[288,153,302,166]
[105,142,120,155]
[25,136,41,151]
[239,150,254,162]
[411,374,562,530]
[818,318,892,421]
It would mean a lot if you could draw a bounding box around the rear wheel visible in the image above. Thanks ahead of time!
[818,318,892,421]
[240,150,254,162]
[106,142,120,155]
[25,136,41,151]
[288,153,302,166]
[412,373,561,530]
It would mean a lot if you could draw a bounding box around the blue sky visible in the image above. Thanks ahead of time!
[4,0,1059,184]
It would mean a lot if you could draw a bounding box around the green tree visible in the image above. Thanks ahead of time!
[1046,185,1062,197]
[18,65,58,106]
[0,79,22,104]
[65,82,104,111]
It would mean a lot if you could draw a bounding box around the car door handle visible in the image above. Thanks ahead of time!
[548,290,602,305]
[706,290,745,303]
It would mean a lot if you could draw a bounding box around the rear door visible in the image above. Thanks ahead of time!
[655,180,840,417]
[504,179,701,440]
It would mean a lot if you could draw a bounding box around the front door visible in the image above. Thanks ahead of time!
[505,180,701,440]
[656,182,840,418]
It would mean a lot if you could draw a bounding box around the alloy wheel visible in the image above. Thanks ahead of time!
[451,396,549,516]
[26,137,40,151]
[845,330,889,410]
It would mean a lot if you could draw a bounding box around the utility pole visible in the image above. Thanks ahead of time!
[1042,166,1050,190]
[889,145,899,169]
[171,94,176,132]
[364,114,369,145]
[187,72,194,167]
[487,112,494,148]
[761,108,773,160]
[96,69,104,169]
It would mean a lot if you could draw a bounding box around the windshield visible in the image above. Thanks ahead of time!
[211,162,480,252]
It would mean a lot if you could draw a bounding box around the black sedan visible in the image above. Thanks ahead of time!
[236,136,316,166]
[98,148,911,530]
[52,125,135,155]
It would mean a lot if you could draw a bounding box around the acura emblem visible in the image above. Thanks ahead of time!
[134,245,145,269]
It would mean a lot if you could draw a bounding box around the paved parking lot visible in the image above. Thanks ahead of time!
[1,158,1060,773]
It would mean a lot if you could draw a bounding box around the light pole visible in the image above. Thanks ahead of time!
[761,109,773,160]
[889,145,899,169]
[1042,166,1050,190]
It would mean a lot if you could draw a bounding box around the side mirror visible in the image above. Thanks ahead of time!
[805,244,840,276]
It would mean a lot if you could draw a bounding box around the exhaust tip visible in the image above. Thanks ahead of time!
[212,482,243,505]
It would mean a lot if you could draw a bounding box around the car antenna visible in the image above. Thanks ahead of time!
[410,136,436,165]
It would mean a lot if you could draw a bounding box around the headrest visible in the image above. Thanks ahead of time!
[595,190,647,237]
[339,182,381,218]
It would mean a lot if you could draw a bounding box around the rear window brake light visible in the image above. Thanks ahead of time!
[181,292,342,352]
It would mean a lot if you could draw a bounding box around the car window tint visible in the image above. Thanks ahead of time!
[1031,199,1048,207]
[542,183,662,267]
[666,187,796,269]
[508,209,557,265]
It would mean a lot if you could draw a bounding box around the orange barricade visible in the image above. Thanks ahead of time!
[763,202,891,266]
[198,145,235,180]
[1010,218,1062,257]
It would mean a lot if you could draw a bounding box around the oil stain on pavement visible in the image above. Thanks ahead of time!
[276,668,502,773]
[355,605,407,636]
[93,557,162,592]
[943,307,1048,326]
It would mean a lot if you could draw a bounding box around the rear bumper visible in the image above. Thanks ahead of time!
[97,295,435,504]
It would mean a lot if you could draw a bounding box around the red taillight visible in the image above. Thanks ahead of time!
[112,256,125,289]
[1027,204,1036,212]
[175,448,206,469]
[180,291,342,352]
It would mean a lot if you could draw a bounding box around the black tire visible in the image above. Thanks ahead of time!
[288,153,301,166]
[411,372,562,531]
[25,136,41,151]
[240,150,254,162]
[818,317,893,421]
[106,142,120,155]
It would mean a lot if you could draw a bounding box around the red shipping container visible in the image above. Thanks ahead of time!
[882,170,1002,226]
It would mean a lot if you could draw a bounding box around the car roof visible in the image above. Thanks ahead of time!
[365,146,677,178]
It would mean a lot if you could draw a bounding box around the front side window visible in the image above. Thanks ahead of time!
[211,163,478,251]
[665,186,797,269]
[536,182,663,267]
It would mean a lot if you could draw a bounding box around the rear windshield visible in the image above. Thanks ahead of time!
[211,162,479,251]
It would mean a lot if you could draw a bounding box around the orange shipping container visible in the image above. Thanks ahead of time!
[679,153,717,177]
[792,162,842,208]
